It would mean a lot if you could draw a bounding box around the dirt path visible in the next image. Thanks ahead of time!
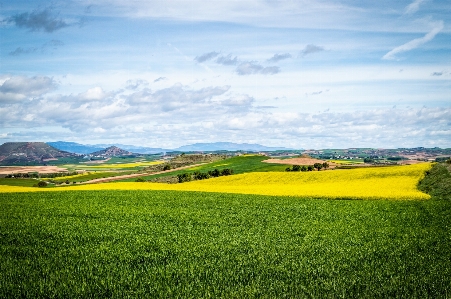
[81,163,208,184]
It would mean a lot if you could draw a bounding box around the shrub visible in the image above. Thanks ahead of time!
[177,173,192,183]
[221,169,233,176]
[37,181,47,187]
[135,177,146,182]
[194,172,210,180]
[209,169,221,177]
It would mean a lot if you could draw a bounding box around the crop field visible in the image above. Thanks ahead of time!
[0,163,432,200]
[80,161,163,169]
[1,187,450,298]
[329,159,364,165]
[62,160,163,172]
[118,155,294,182]
[1,160,449,297]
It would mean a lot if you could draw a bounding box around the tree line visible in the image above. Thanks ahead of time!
[178,168,234,183]
[285,162,329,172]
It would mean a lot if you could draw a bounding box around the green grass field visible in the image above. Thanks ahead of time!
[120,155,289,182]
[1,163,450,297]
[0,178,38,187]
[50,171,136,183]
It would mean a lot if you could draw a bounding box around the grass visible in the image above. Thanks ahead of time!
[1,190,450,298]
[418,162,451,199]
[0,178,39,187]
[51,171,135,183]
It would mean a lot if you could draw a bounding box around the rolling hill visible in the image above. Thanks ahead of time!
[89,146,134,157]
[0,142,77,165]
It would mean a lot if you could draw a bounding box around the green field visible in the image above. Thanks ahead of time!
[119,155,289,182]
[1,163,450,297]
[0,178,39,187]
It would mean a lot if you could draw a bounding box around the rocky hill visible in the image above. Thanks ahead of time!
[0,142,77,165]
[89,146,134,157]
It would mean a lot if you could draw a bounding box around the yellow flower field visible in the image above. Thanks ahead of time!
[0,163,431,199]
[79,161,164,169]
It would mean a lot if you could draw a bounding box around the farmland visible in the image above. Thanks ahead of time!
[0,162,432,200]
[0,156,450,297]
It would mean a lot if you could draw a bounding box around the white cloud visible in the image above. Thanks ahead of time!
[267,53,292,63]
[405,0,426,15]
[194,51,220,63]
[0,75,57,103]
[79,87,107,101]
[300,44,324,57]
[383,21,444,60]
[236,62,280,75]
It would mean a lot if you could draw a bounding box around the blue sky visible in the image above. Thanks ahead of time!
[1,0,450,149]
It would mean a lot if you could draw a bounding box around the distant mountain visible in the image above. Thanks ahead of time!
[48,141,167,154]
[175,142,293,152]
[89,146,134,157]
[47,141,104,154]
[46,141,292,155]
[97,144,169,154]
[0,142,76,165]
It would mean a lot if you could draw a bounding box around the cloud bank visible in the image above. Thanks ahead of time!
[1,75,450,148]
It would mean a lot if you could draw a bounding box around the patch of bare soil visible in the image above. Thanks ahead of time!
[263,157,337,167]
[0,166,68,175]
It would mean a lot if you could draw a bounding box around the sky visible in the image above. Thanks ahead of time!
[0,0,450,149]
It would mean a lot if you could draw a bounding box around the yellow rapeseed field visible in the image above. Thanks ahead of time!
[0,163,431,199]
[80,161,164,169]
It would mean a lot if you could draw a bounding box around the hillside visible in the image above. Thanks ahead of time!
[0,142,76,165]
[89,146,134,157]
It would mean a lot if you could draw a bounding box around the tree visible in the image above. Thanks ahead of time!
[322,162,329,169]
[301,166,307,172]
[163,164,171,171]
[307,165,314,171]
[292,165,301,172]
[285,167,291,172]
[313,163,323,171]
